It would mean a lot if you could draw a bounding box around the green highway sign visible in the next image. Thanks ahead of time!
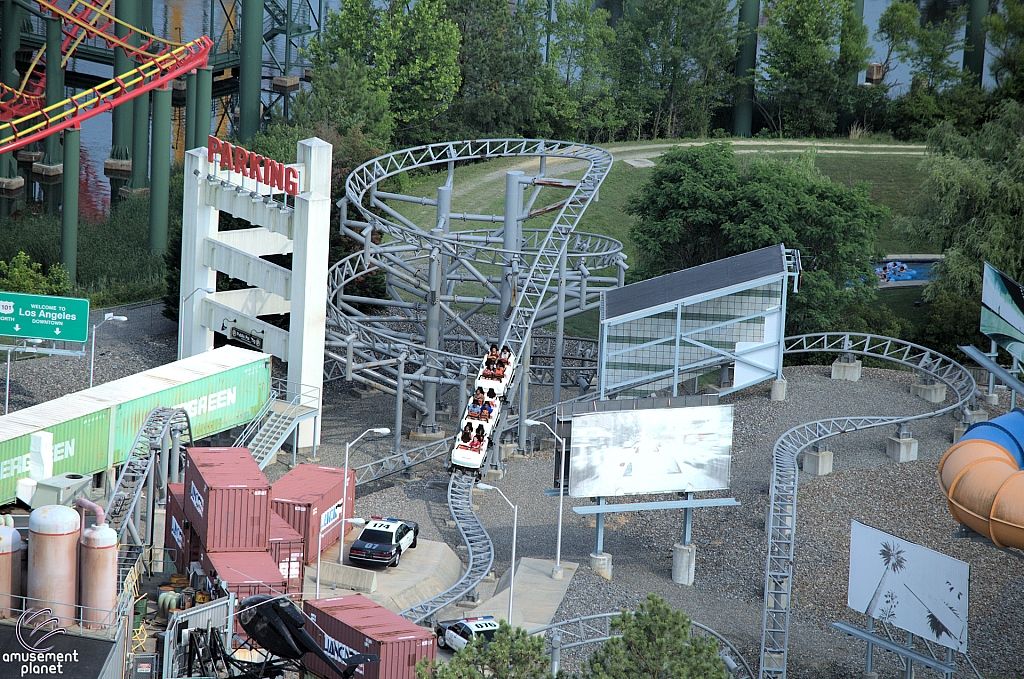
[0,292,90,343]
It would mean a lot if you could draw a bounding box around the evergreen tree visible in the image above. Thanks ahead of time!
[416,621,553,679]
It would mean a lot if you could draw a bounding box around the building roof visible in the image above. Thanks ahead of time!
[603,244,788,321]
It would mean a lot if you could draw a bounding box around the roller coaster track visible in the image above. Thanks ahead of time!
[105,407,193,592]
[758,333,976,679]
[0,0,210,154]
[331,139,612,623]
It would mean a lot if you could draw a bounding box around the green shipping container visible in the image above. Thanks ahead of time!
[0,347,272,505]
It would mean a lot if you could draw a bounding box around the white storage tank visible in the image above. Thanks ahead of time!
[0,526,23,618]
[28,505,80,626]
[80,521,118,629]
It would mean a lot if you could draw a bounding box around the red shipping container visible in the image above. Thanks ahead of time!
[184,447,271,552]
[269,512,305,595]
[303,595,436,679]
[165,483,199,573]
[197,548,287,601]
[271,464,355,565]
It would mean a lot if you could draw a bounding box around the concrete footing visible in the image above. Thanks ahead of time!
[964,408,989,425]
[0,175,24,192]
[484,467,504,482]
[499,443,516,461]
[984,392,1000,406]
[886,436,919,463]
[831,359,862,381]
[17,150,42,163]
[31,162,63,178]
[803,448,833,476]
[771,379,787,401]
[103,157,132,178]
[409,427,446,441]
[589,552,612,580]
[671,543,696,586]
[911,383,947,403]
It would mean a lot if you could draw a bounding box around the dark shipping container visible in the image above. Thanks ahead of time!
[165,483,198,573]
[271,464,355,565]
[303,595,436,679]
[184,447,271,552]
[269,512,304,595]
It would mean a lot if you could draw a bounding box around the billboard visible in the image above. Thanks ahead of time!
[980,262,1024,362]
[847,520,969,652]
[568,404,732,498]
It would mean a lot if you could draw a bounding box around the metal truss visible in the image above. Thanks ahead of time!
[759,333,976,679]
[105,407,193,588]
[351,437,453,486]
[398,472,494,623]
[533,611,754,678]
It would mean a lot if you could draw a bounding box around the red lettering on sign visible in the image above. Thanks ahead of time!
[205,136,302,197]
[284,166,299,196]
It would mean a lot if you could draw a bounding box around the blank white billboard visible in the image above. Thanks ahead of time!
[847,520,969,653]
[568,404,732,498]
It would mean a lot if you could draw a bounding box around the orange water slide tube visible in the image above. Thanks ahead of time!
[938,408,1024,549]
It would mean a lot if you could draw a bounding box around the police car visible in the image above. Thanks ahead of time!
[434,616,499,651]
[348,517,419,568]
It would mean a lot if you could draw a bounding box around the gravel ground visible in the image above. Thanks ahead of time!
[6,302,1023,678]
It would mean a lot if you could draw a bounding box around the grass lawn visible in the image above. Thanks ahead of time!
[878,286,929,335]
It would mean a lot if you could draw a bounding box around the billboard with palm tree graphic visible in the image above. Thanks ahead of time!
[847,520,969,653]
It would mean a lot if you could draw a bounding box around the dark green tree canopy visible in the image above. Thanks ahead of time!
[416,620,554,679]
[627,143,887,334]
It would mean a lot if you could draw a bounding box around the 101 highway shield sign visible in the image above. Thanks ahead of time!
[0,292,90,343]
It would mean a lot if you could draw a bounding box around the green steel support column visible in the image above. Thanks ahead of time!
[963,0,988,84]
[184,71,197,150]
[149,86,170,252]
[43,15,63,166]
[0,0,21,181]
[131,91,150,188]
[195,67,213,146]
[111,0,136,161]
[732,0,759,137]
[61,127,80,284]
[130,0,150,188]
[238,0,262,141]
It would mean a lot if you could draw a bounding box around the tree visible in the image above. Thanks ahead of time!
[756,0,869,137]
[582,594,728,679]
[611,0,738,140]
[0,251,70,296]
[899,100,1024,302]
[294,50,393,144]
[416,621,553,679]
[627,143,887,335]
[986,0,1024,101]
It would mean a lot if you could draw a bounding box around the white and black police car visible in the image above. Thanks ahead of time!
[348,517,419,568]
[435,616,499,651]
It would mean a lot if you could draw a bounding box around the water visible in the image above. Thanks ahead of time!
[875,260,936,282]
[30,0,995,217]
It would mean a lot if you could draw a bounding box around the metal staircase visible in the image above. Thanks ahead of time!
[235,378,320,469]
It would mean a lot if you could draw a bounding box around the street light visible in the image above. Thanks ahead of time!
[476,482,518,625]
[178,286,215,360]
[316,517,365,600]
[89,312,127,388]
[340,427,390,563]
[525,419,567,579]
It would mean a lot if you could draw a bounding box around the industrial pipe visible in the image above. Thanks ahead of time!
[938,409,1024,549]
[76,497,106,526]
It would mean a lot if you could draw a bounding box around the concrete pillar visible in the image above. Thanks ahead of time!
[771,378,787,401]
[963,0,988,84]
[179,148,218,359]
[803,441,833,476]
[499,171,524,344]
[732,0,760,137]
[195,68,213,146]
[238,0,263,141]
[589,552,612,580]
[886,423,918,463]
[672,543,696,585]
[910,381,947,403]
[149,86,171,252]
[831,356,862,381]
[60,127,80,284]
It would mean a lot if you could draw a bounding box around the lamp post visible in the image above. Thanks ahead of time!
[476,482,518,625]
[316,517,365,600]
[340,427,390,563]
[90,312,127,388]
[525,418,566,579]
[178,286,215,360]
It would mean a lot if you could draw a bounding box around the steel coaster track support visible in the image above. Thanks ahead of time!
[398,472,494,623]
[758,333,976,679]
